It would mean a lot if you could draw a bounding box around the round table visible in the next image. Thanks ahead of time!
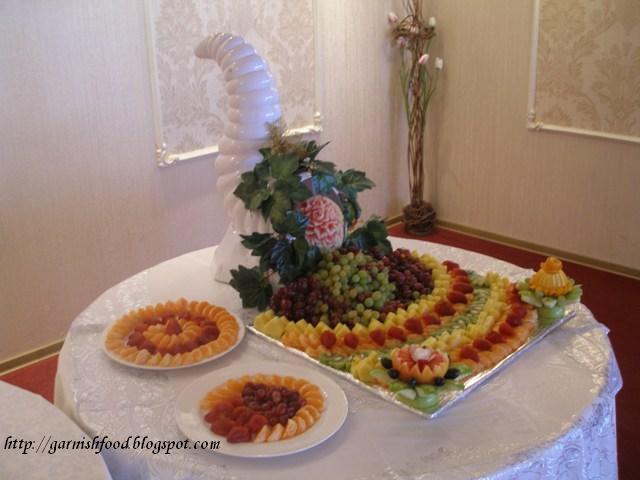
[55,237,622,479]
[0,381,111,479]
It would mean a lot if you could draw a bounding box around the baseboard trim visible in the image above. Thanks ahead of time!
[436,219,640,280]
[0,339,64,376]
[386,214,639,279]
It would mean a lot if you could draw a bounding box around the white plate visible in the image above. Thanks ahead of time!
[100,313,245,371]
[175,363,348,458]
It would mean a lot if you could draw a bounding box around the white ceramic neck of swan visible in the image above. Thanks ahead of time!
[195,33,281,284]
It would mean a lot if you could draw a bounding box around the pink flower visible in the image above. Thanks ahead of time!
[298,195,345,252]
[418,54,429,65]
[387,12,399,24]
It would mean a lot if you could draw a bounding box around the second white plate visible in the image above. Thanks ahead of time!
[175,362,348,458]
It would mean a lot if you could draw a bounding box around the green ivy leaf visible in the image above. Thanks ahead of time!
[273,210,309,237]
[345,217,391,255]
[254,160,270,181]
[270,239,298,283]
[306,141,329,161]
[275,176,312,203]
[312,171,337,194]
[270,190,292,224]
[270,153,299,180]
[313,160,337,175]
[340,169,375,193]
[229,265,273,310]
[293,237,308,268]
[303,245,322,271]
[240,233,277,257]
[248,188,271,210]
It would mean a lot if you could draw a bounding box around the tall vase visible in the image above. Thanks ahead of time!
[195,33,281,283]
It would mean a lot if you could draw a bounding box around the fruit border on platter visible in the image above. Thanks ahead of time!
[102,298,245,370]
[248,253,581,419]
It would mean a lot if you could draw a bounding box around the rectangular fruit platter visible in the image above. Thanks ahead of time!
[247,250,582,419]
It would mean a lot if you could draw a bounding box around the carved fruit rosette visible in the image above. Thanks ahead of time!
[195,33,281,283]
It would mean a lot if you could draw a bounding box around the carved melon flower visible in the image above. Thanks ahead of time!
[298,195,345,252]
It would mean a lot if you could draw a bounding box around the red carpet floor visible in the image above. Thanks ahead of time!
[1,225,637,478]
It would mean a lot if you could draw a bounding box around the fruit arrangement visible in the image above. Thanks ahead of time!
[104,299,240,368]
[253,252,576,414]
[200,374,325,443]
[517,257,582,323]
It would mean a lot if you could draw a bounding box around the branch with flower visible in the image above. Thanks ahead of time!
[389,0,443,235]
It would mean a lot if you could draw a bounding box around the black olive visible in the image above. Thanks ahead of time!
[444,368,459,380]
[387,368,400,379]
[407,378,417,387]
[380,357,393,369]
[434,377,445,387]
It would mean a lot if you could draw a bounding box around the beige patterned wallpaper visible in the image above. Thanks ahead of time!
[147,0,316,157]
[534,0,640,139]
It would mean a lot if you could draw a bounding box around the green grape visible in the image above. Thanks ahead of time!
[356,303,365,313]
[351,274,360,284]
[372,291,382,300]
[364,298,374,308]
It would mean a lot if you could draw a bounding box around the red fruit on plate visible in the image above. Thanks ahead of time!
[127,332,145,347]
[510,305,528,320]
[140,340,156,354]
[422,313,441,326]
[204,410,219,424]
[183,339,198,352]
[442,260,460,272]
[388,326,407,341]
[404,318,423,335]
[506,313,523,327]
[435,300,456,316]
[247,414,268,434]
[486,331,505,344]
[499,322,516,337]
[211,401,234,417]
[454,276,472,284]
[210,416,236,437]
[459,345,479,362]
[202,324,220,341]
[227,425,252,443]
[165,318,182,335]
[452,282,474,294]
[451,268,468,278]
[134,323,149,333]
[320,330,337,349]
[472,339,492,351]
[230,395,244,407]
[447,291,468,305]
[231,406,254,425]
[369,329,386,346]
[343,332,359,349]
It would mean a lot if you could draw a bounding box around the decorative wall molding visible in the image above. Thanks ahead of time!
[143,0,322,168]
[527,0,640,145]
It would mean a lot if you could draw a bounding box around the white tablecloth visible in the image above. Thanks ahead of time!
[0,380,111,479]
[55,238,622,479]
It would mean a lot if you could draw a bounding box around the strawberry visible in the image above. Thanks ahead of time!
[210,416,236,437]
[343,333,359,349]
[247,414,268,434]
[499,322,516,337]
[369,329,386,346]
[452,282,474,294]
[447,291,468,304]
[435,299,456,316]
[473,339,492,351]
[404,317,423,334]
[486,331,505,344]
[320,330,337,349]
[459,345,479,362]
[387,326,407,341]
[442,260,460,272]
[422,313,441,325]
[226,425,251,443]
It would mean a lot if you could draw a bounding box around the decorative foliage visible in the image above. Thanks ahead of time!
[229,122,389,309]
[389,0,443,234]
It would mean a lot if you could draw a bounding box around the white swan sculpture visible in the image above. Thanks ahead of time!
[195,33,281,283]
